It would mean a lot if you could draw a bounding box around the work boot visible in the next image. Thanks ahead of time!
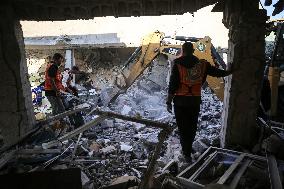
[184,155,192,164]
[179,155,192,172]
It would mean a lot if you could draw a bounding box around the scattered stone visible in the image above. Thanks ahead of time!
[81,171,90,186]
[89,141,101,153]
[103,176,139,189]
[102,119,114,128]
[120,143,133,152]
[35,112,46,120]
[101,145,116,154]
[121,105,132,115]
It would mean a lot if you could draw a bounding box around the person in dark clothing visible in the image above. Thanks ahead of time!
[166,42,233,162]
[44,53,66,115]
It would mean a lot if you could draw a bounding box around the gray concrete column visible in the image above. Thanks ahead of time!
[221,0,267,149]
[65,49,73,69]
[0,6,35,149]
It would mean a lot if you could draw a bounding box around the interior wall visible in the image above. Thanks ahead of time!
[0,6,35,150]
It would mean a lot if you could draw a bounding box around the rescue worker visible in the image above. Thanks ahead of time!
[67,66,82,96]
[166,42,233,162]
[44,53,66,115]
[62,67,79,97]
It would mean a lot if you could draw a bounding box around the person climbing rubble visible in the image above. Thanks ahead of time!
[55,66,85,128]
[166,42,233,163]
[62,67,79,97]
[44,53,66,115]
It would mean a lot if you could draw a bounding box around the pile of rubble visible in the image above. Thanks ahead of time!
[2,49,283,188]
[0,55,226,188]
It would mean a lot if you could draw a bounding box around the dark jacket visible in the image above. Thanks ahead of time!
[168,55,231,106]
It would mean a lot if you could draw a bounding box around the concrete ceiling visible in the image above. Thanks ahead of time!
[6,0,218,21]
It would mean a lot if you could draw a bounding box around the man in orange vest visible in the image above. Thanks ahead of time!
[166,42,232,162]
[45,53,66,115]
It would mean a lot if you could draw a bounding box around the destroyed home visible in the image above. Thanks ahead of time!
[0,0,284,188]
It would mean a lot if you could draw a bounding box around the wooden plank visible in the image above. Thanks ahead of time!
[138,130,170,189]
[229,159,251,189]
[217,154,245,184]
[189,151,218,181]
[267,154,283,189]
[93,109,172,132]
[177,146,214,178]
[37,107,88,126]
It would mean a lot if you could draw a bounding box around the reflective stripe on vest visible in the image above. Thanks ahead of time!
[175,61,206,96]
[44,63,65,91]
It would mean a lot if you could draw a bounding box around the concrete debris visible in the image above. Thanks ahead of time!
[101,145,116,154]
[100,86,120,106]
[35,112,46,121]
[89,141,101,153]
[102,176,140,189]
[81,171,90,186]
[120,143,133,152]
[121,105,133,115]
[5,44,284,189]
[101,119,114,129]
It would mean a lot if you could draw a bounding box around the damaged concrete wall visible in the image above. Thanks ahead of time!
[25,47,136,89]
[26,49,66,87]
[221,0,267,149]
[0,6,35,149]
[75,48,136,89]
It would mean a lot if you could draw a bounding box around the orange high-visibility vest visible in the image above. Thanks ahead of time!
[175,61,206,96]
[44,63,65,91]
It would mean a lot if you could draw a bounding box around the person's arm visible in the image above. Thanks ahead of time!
[66,73,73,87]
[205,61,232,77]
[167,63,179,104]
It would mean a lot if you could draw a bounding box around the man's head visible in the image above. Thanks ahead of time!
[52,53,65,66]
[182,42,194,56]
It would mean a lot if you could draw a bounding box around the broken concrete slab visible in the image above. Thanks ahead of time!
[120,142,133,152]
[102,176,139,189]
[101,145,116,154]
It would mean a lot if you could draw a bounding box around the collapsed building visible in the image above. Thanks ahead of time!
[0,0,284,188]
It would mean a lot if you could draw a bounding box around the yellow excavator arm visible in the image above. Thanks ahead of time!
[109,31,227,104]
